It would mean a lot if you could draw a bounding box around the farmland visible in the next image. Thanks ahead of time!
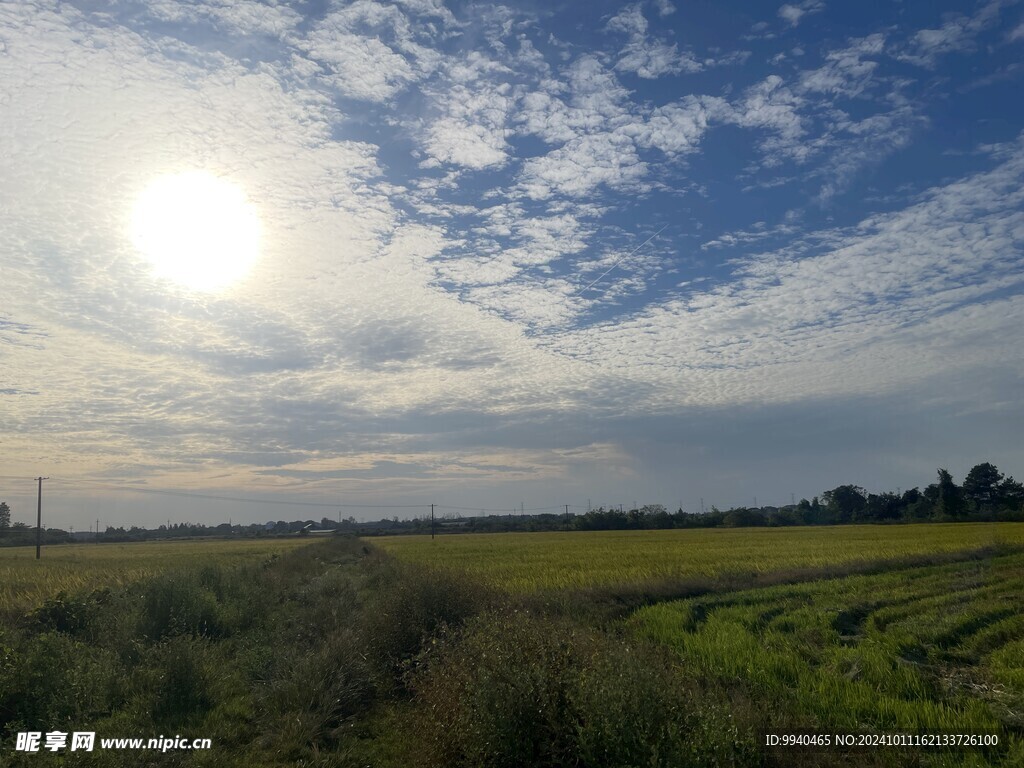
[376,523,1024,766]
[2,525,1022,766]
[632,551,1024,765]
[0,537,314,618]
[374,522,1024,592]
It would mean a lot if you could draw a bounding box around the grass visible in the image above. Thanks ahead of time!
[376,524,1024,765]
[0,537,314,619]
[5,525,1023,765]
[631,552,1024,766]
[374,523,1024,593]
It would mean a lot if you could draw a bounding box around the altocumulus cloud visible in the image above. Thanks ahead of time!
[1,0,1022,525]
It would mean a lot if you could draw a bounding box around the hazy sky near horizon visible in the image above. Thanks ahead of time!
[2,0,1023,528]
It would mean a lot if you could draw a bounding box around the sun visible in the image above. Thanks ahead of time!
[130,171,261,292]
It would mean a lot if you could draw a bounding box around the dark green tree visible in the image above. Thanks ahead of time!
[822,485,867,523]
[963,462,1003,511]
[998,476,1024,511]
[900,487,932,520]
[936,468,966,518]
[865,492,901,521]
[0,501,9,529]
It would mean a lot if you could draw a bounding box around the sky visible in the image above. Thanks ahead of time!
[1,0,1023,529]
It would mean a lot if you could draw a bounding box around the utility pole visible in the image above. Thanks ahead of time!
[430,503,435,540]
[565,504,570,529]
[700,497,704,514]
[35,476,48,560]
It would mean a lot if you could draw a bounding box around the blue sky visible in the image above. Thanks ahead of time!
[1,0,1022,528]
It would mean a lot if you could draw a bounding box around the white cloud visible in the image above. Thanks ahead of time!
[303,29,416,101]
[606,3,648,36]
[797,33,885,96]
[654,0,676,17]
[420,80,514,170]
[617,39,703,78]
[3,0,1022,520]
[728,75,808,162]
[778,1,824,27]
[0,1,594,482]
[626,96,723,156]
[555,140,1024,408]
[607,3,702,78]
[517,132,649,199]
[300,0,443,102]
[899,0,1005,67]
[144,0,302,37]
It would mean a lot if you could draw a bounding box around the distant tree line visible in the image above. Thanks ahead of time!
[0,512,343,547]
[1,462,1022,545]
[371,461,1024,535]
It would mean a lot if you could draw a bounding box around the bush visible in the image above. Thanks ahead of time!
[409,609,759,768]
[149,636,214,724]
[360,560,491,683]
[0,631,121,732]
[30,588,111,636]
[138,572,225,641]
[256,630,375,759]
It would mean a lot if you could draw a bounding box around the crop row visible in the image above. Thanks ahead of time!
[631,552,1024,766]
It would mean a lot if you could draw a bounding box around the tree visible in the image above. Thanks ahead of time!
[822,485,867,523]
[963,462,1003,511]
[900,487,932,520]
[865,492,901,521]
[0,501,9,529]
[998,476,1024,511]
[936,468,966,518]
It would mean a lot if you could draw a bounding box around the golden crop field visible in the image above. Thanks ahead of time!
[374,523,1024,592]
[0,537,315,617]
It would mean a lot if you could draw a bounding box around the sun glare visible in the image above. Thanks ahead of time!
[130,171,261,292]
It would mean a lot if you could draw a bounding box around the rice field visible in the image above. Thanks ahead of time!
[374,523,1024,593]
[376,524,1024,764]
[631,551,1024,766]
[0,537,315,617]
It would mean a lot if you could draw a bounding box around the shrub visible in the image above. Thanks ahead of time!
[138,573,224,641]
[30,588,111,636]
[144,636,214,725]
[256,630,375,759]
[0,631,121,732]
[409,609,759,768]
[360,560,491,683]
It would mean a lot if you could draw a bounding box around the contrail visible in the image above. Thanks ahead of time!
[573,223,668,297]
